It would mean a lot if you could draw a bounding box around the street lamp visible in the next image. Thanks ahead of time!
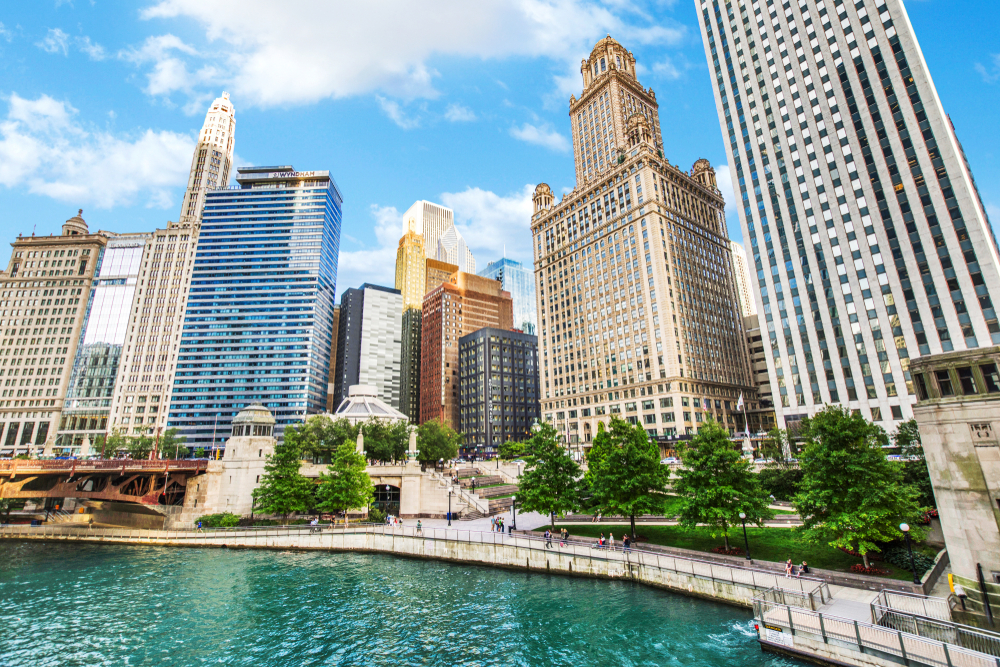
[511,495,517,531]
[447,489,452,527]
[471,477,477,495]
[900,523,920,585]
[739,512,751,560]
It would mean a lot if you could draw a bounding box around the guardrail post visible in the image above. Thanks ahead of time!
[854,620,864,653]
[818,613,828,643]
[787,605,794,635]
[940,643,953,667]
[897,631,907,663]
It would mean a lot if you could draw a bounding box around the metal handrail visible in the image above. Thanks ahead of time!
[874,589,958,621]
[761,582,833,611]
[755,596,1000,667]
[0,522,830,596]
[870,602,1000,658]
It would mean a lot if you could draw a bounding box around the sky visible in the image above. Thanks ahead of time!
[1,0,999,299]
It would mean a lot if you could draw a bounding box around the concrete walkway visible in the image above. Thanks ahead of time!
[398,510,551,533]
[818,585,879,621]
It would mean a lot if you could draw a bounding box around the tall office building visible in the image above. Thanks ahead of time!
[420,272,513,428]
[326,305,340,412]
[478,258,537,335]
[167,166,342,446]
[395,230,426,422]
[531,36,756,446]
[425,258,458,295]
[696,0,1000,427]
[179,92,236,223]
[0,211,108,456]
[459,328,540,457]
[436,225,476,274]
[332,284,403,410]
[108,93,237,438]
[730,241,757,317]
[55,233,148,452]
[402,200,454,260]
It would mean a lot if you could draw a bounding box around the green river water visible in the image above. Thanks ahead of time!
[0,542,807,666]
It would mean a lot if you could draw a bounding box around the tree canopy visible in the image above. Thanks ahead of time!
[160,428,189,459]
[416,419,461,464]
[674,420,774,550]
[315,439,374,523]
[498,439,529,461]
[585,417,670,539]
[515,422,580,527]
[252,423,315,522]
[361,418,410,464]
[297,415,359,462]
[794,406,925,567]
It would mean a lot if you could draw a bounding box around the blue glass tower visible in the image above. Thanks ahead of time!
[478,258,536,335]
[168,166,342,447]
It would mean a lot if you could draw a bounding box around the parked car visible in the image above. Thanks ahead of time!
[660,457,679,464]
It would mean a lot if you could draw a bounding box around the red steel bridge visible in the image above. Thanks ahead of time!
[0,459,207,506]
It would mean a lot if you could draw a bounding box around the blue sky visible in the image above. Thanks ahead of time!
[1,0,998,298]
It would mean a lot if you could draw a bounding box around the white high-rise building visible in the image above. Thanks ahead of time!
[437,224,476,274]
[402,200,454,261]
[108,93,236,436]
[696,0,1000,428]
[730,241,756,317]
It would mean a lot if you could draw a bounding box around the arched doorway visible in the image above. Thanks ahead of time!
[372,484,400,516]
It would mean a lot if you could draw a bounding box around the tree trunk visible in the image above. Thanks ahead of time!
[550,511,555,529]
[862,552,870,569]
[724,532,730,551]
[630,514,636,540]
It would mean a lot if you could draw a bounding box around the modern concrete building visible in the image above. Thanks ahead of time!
[911,347,1000,621]
[402,200,454,262]
[530,36,756,447]
[743,314,777,450]
[167,166,342,447]
[696,0,1000,430]
[55,233,149,454]
[731,241,756,317]
[478,258,537,335]
[179,92,236,223]
[332,284,403,411]
[0,211,108,456]
[420,272,513,429]
[396,231,426,423]
[436,224,476,274]
[459,328,539,457]
[108,93,237,439]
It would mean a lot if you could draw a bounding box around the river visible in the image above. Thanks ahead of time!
[0,542,806,666]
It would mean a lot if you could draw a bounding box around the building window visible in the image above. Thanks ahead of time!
[890,406,903,420]
[934,370,954,397]
[914,373,928,401]
[956,367,979,396]
[981,364,1000,394]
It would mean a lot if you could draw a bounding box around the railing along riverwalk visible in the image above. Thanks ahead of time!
[755,596,1000,667]
[871,591,1000,658]
[759,582,833,611]
[0,522,827,598]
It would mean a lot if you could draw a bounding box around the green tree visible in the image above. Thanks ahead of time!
[761,428,794,467]
[104,428,130,457]
[126,433,154,459]
[516,423,581,528]
[499,440,528,461]
[416,418,461,464]
[316,439,374,524]
[194,447,207,458]
[160,428,189,459]
[360,418,409,464]
[253,423,315,523]
[674,420,775,551]
[894,419,935,507]
[794,406,925,568]
[585,417,670,539]
[298,415,359,462]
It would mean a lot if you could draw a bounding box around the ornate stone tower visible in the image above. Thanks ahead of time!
[179,92,236,224]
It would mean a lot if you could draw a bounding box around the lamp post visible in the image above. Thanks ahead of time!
[439,457,443,473]
[385,484,391,520]
[739,512,751,560]
[447,489,452,527]
[900,523,920,585]
[471,477,476,495]
[511,496,517,530]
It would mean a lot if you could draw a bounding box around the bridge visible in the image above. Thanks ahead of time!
[0,459,207,506]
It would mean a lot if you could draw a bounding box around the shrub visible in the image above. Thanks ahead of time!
[711,545,744,556]
[882,546,935,577]
[196,512,241,528]
[368,508,387,524]
[850,564,890,576]
[757,467,804,501]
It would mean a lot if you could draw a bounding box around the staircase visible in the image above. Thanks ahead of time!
[449,467,518,517]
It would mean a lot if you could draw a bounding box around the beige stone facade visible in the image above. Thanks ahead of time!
[532,36,756,448]
[0,212,108,455]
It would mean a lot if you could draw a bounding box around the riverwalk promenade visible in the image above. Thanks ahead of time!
[2,522,994,667]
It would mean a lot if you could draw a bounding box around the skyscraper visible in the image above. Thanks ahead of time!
[395,230,426,422]
[531,36,756,447]
[167,166,342,446]
[420,272,513,429]
[696,0,1000,427]
[55,233,148,453]
[436,224,476,274]
[0,211,108,456]
[402,200,453,260]
[109,93,236,438]
[331,284,403,410]
[730,241,756,317]
[478,258,537,335]
[179,92,236,223]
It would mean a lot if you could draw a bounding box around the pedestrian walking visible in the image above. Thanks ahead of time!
[609,532,615,552]
[544,529,552,549]
[197,520,203,532]
[416,520,423,535]
[599,533,605,549]
[560,528,568,547]
[785,559,793,578]
[490,517,496,532]
[623,534,631,553]
[499,516,504,533]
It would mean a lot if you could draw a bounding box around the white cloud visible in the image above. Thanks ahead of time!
[444,103,476,122]
[975,54,1000,84]
[37,28,69,55]
[0,93,194,209]
[136,0,687,107]
[0,23,13,42]
[336,204,402,297]
[443,185,536,266]
[510,122,570,152]
[77,36,106,61]
[652,55,682,80]
[376,96,420,129]
[119,34,200,97]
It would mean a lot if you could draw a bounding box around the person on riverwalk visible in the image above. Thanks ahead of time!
[499,517,504,533]
[785,559,793,578]
[598,533,605,549]
[608,532,615,552]
[560,528,568,547]
[797,561,808,577]
[416,520,423,535]
[197,521,203,532]
[623,534,631,553]
[544,529,552,549]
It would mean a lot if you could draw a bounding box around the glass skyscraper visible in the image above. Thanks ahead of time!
[167,166,342,447]
[478,258,537,335]
[55,233,148,453]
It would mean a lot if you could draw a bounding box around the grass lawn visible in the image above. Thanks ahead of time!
[540,524,920,581]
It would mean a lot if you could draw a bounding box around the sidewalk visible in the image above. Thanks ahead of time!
[404,510,551,533]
